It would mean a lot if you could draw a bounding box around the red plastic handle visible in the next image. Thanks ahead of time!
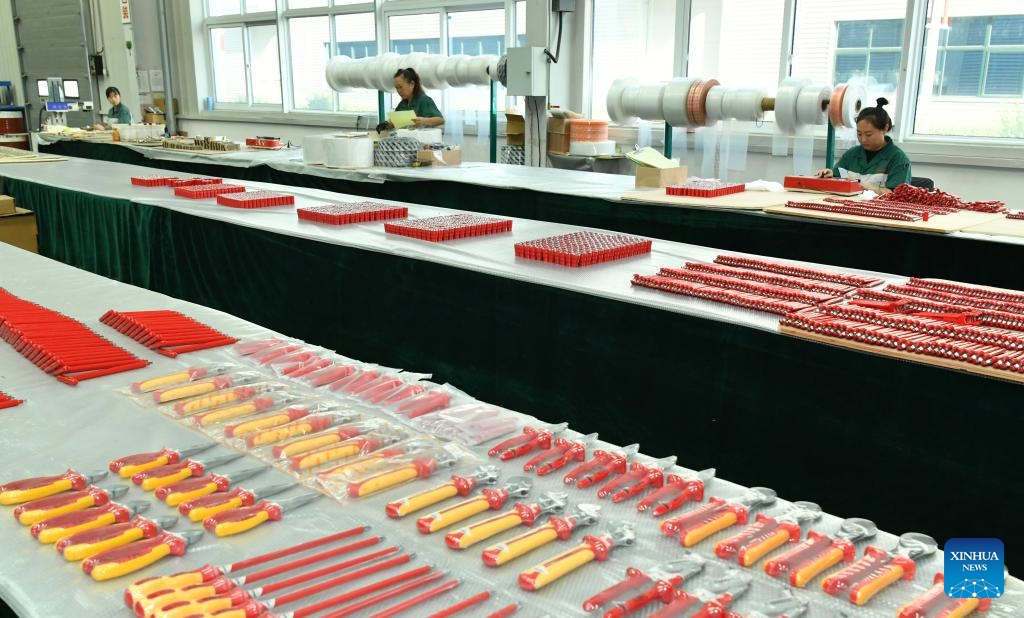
[0,469,86,492]
[14,487,108,517]
[203,501,282,528]
[31,503,128,535]
[180,488,253,513]
[109,449,178,473]
[55,518,159,552]
[155,474,226,500]
[81,532,186,574]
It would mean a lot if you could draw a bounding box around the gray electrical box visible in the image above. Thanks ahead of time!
[552,0,575,11]
[506,47,548,96]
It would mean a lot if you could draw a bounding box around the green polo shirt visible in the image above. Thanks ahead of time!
[107,103,132,125]
[832,136,912,189]
[395,94,442,119]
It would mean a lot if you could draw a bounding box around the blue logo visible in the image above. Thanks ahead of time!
[944,538,1003,598]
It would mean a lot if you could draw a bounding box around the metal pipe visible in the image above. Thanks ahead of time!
[156,0,176,135]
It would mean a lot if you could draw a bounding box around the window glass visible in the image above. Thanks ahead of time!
[211,27,248,103]
[447,9,507,112]
[249,24,282,104]
[335,12,379,112]
[208,0,242,17]
[689,0,784,91]
[290,16,332,110]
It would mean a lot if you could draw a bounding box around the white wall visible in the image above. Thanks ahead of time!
[0,0,21,105]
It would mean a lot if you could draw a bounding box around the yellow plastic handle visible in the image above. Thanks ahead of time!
[451,513,524,548]
[136,581,221,618]
[63,527,145,562]
[422,499,492,533]
[197,402,258,426]
[158,382,216,404]
[38,513,117,545]
[161,595,236,618]
[852,564,905,606]
[521,544,596,590]
[188,498,245,523]
[126,571,207,606]
[791,546,845,588]
[354,466,420,497]
[231,413,293,437]
[740,529,791,567]
[165,483,218,507]
[136,371,193,393]
[0,479,73,505]
[485,525,559,566]
[296,443,360,470]
[280,433,343,458]
[390,484,458,518]
[142,469,193,492]
[18,495,95,526]
[681,512,738,547]
[180,392,239,416]
[90,543,173,581]
[249,421,316,446]
[119,456,172,478]
[213,510,270,537]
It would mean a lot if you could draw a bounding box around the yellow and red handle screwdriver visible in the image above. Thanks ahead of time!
[179,482,294,522]
[821,533,936,606]
[314,447,408,480]
[346,451,459,498]
[637,469,714,517]
[524,433,596,475]
[203,493,321,537]
[289,434,390,472]
[153,376,233,405]
[714,501,822,567]
[660,487,776,547]
[763,517,877,587]
[445,492,568,550]
[173,385,258,417]
[189,394,286,427]
[223,405,312,440]
[897,572,993,618]
[481,503,601,567]
[238,411,337,445]
[417,477,533,534]
[123,526,371,608]
[110,444,216,477]
[31,501,149,544]
[14,484,128,525]
[56,515,178,562]
[131,453,245,491]
[154,466,266,506]
[272,421,379,459]
[83,530,204,581]
[131,365,230,394]
[0,468,108,505]
[385,465,501,519]
[518,523,635,591]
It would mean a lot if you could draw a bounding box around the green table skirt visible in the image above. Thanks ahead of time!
[6,175,1023,550]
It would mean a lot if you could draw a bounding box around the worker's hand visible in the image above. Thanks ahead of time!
[93,123,105,131]
[815,168,834,178]
[411,116,432,127]
[374,121,393,134]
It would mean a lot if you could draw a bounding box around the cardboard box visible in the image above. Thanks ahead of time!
[547,131,571,154]
[151,96,179,115]
[547,117,569,135]
[416,149,462,166]
[143,113,166,124]
[505,113,524,146]
[0,195,14,216]
[0,207,38,253]
[635,165,687,188]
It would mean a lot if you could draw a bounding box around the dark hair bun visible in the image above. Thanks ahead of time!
[876,97,889,107]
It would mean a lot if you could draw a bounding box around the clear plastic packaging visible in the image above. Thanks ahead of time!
[125,363,235,395]
[158,380,287,418]
[144,371,262,407]
[411,403,519,446]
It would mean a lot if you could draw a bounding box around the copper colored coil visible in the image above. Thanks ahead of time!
[685,79,719,127]
[829,85,847,127]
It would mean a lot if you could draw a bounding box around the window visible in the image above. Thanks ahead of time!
[447,8,507,112]
[208,0,276,16]
[388,13,442,54]
[689,0,785,91]
[210,27,248,103]
[207,0,283,109]
[915,1,1024,138]
[591,0,676,120]
[289,16,332,110]
[833,20,903,90]
[335,13,379,112]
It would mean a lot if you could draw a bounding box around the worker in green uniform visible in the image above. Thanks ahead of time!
[376,68,444,132]
[93,86,133,130]
[815,97,911,194]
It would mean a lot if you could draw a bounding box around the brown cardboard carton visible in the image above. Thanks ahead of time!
[0,195,14,216]
[635,165,687,188]
[505,113,525,146]
[416,149,462,166]
[547,131,571,154]
[151,96,179,115]
[0,207,38,253]
[143,113,166,124]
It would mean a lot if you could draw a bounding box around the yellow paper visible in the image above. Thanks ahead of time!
[626,146,678,169]
[388,110,416,129]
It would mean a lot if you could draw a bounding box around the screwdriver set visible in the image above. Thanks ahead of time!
[296,201,409,225]
[783,199,929,222]
[0,288,149,384]
[514,231,652,267]
[655,266,845,306]
[714,254,886,288]
[906,277,1024,305]
[130,175,181,187]
[665,180,746,198]
[168,177,223,188]
[172,183,247,199]
[879,182,1006,213]
[632,273,817,315]
[216,190,296,209]
[100,309,238,357]
[384,213,513,242]
[0,390,24,409]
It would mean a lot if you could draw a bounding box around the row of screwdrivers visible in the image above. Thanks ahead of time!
[0,390,24,409]
[632,273,816,315]
[714,255,886,288]
[0,288,149,384]
[514,231,652,267]
[684,261,857,296]
[855,288,1024,331]
[297,202,409,225]
[907,277,1024,306]
[217,190,295,209]
[131,176,223,188]
[384,213,513,242]
[886,282,1024,316]
[784,200,926,222]
[666,180,745,198]
[100,309,238,357]
[657,266,844,306]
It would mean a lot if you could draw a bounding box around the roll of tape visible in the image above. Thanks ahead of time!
[796,84,831,126]
[774,77,809,134]
[687,78,720,126]
[607,78,639,124]
[635,83,667,121]
[828,85,847,127]
[325,55,354,91]
[842,83,866,128]
[325,135,374,168]
[569,140,616,156]
[662,77,697,126]
[303,133,333,165]
[704,86,726,123]
[720,87,766,122]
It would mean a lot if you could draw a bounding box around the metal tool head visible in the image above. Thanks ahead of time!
[84,470,110,484]
[102,485,130,500]
[748,594,810,618]
[177,443,218,458]
[125,501,152,516]
[737,487,777,508]
[150,515,179,530]
[697,566,753,598]
[470,465,501,486]
[223,466,267,484]
[274,493,322,513]
[897,532,938,559]
[537,492,569,515]
[607,521,636,547]
[252,483,297,501]
[175,529,205,546]
[196,452,246,469]
[569,503,602,527]
[652,551,707,580]
[503,476,533,498]
[836,517,877,542]
[782,501,823,524]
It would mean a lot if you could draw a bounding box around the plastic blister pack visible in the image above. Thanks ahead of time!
[382,383,467,420]
[124,363,235,395]
[274,420,409,476]
[411,403,520,446]
[185,391,305,430]
[142,371,262,407]
[230,407,362,449]
[158,379,288,418]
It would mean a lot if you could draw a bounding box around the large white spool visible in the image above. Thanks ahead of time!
[324,134,374,168]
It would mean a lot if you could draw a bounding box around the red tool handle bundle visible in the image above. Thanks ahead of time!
[666,180,745,198]
[632,274,816,315]
[657,266,843,306]
[884,283,1024,315]
[515,231,652,267]
[169,177,223,188]
[683,261,856,296]
[0,289,149,385]
[823,304,1024,350]
[384,214,513,242]
[130,176,180,187]
[784,200,924,222]
[906,277,1024,306]
[297,202,408,225]
[824,196,960,216]
[714,255,885,288]
[100,309,238,357]
[0,391,25,410]
[217,191,295,209]
[879,183,1006,213]
[173,184,247,199]
[854,288,1024,331]
[1007,211,1024,220]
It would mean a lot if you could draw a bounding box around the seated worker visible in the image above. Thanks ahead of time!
[93,86,133,129]
[815,97,911,193]
[375,68,444,132]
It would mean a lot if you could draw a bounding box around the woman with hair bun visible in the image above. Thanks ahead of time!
[375,67,444,132]
[816,97,911,193]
